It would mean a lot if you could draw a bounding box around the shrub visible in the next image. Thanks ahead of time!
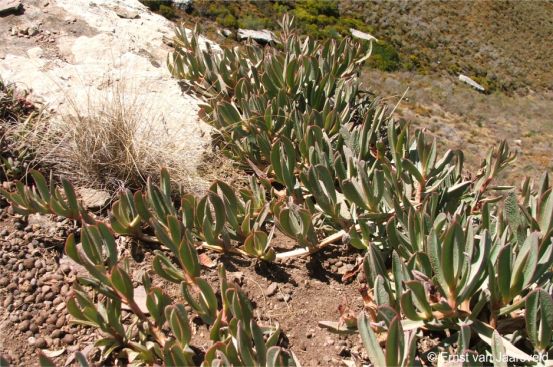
[368,41,401,72]
[139,0,162,11]
[158,4,176,19]
[216,13,237,29]
[237,15,269,30]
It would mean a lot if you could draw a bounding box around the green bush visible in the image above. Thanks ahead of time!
[158,4,176,19]
[368,41,401,72]
[237,15,269,30]
[139,0,162,11]
[216,13,237,28]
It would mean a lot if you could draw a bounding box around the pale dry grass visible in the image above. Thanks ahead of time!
[9,80,207,193]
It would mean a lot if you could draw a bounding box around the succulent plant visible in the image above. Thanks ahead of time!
[3,14,553,367]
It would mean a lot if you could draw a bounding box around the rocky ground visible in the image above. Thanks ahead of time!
[0,205,92,365]
[0,194,371,366]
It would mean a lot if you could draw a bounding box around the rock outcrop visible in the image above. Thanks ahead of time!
[237,28,274,44]
[0,0,212,189]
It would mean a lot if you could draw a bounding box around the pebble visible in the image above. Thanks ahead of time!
[55,317,65,328]
[3,294,13,307]
[18,320,30,332]
[23,258,35,270]
[62,334,75,344]
[265,283,278,297]
[35,337,47,348]
[0,276,9,287]
[51,329,64,339]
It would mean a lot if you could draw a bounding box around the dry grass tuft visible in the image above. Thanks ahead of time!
[11,80,207,194]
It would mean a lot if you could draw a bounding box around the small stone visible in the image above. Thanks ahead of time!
[23,258,34,269]
[77,188,110,210]
[35,337,47,348]
[3,294,13,307]
[24,294,35,303]
[51,329,64,338]
[62,334,75,344]
[18,320,30,332]
[265,283,278,297]
[0,276,9,287]
[237,28,274,44]
[27,46,43,59]
[111,5,139,19]
[59,264,71,274]
[55,317,65,328]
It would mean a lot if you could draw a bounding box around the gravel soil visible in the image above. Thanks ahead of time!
[0,201,378,366]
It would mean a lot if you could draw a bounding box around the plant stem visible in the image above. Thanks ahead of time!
[275,229,346,259]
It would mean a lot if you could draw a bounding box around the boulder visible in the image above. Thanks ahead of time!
[237,28,273,44]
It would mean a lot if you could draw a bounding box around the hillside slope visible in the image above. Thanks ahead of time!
[342,0,553,93]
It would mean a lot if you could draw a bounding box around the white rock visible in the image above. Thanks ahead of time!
[121,286,149,314]
[237,28,273,44]
[458,74,486,92]
[350,28,378,42]
[109,4,139,19]
[221,28,233,38]
[27,46,43,59]
[78,187,111,209]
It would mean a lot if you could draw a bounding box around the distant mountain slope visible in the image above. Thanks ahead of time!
[341,0,553,93]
